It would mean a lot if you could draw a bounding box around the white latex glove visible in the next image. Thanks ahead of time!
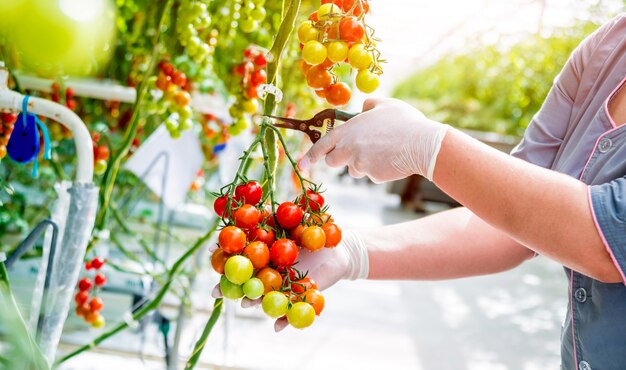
[299,98,449,182]
[211,230,369,331]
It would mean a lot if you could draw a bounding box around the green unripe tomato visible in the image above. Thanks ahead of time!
[250,7,266,21]
[243,277,264,300]
[287,302,315,329]
[355,69,380,93]
[224,255,253,285]
[240,19,258,33]
[219,275,244,300]
[262,291,289,318]
[94,159,107,175]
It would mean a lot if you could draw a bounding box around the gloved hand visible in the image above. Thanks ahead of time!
[299,98,449,182]
[211,230,369,331]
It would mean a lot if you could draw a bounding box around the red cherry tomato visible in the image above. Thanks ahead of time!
[270,239,299,267]
[90,297,104,312]
[309,11,318,22]
[342,0,369,16]
[290,224,305,245]
[219,226,247,254]
[235,181,263,205]
[246,85,258,99]
[95,146,110,161]
[249,227,276,246]
[259,206,276,228]
[0,112,17,125]
[75,291,89,305]
[243,241,270,269]
[276,202,303,229]
[322,222,342,247]
[339,16,365,42]
[254,54,267,67]
[159,61,174,76]
[65,87,75,99]
[291,277,318,294]
[94,273,107,286]
[277,266,297,281]
[211,248,230,274]
[213,195,230,217]
[78,278,92,292]
[91,257,105,269]
[172,71,187,87]
[298,190,325,212]
[326,82,351,106]
[234,204,261,229]
[251,69,267,86]
[85,261,93,270]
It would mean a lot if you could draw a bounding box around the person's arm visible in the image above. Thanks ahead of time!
[433,129,622,283]
[362,207,534,280]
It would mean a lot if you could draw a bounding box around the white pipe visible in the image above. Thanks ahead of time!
[0,68,94,183]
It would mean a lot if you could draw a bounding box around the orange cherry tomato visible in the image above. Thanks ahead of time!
[256,267,282,294]
[325,82,351,106]
[306,65,333,90]
[210,248,230,274]
[219,226,247,254]
[291,277,318,294]
[290,224,306,245]
[303,289,325,315]
[243,241,270,269]
[322,222,342,247]
[301,226,326,252]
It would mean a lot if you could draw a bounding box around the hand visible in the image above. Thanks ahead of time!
[211,230,369,331]
[299,98,449,182]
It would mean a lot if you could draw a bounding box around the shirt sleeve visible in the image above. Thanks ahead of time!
[589,178,626,283]
[510,17,620,168]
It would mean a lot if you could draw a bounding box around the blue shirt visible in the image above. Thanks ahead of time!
[511,14,626,370]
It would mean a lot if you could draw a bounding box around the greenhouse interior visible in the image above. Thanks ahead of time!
[1,0,626,369]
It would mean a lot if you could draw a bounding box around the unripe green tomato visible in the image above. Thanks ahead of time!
[165,118,178,131]
[287,302,315,329]
[220,275,244,300]
[355,69,380,93]
[170,130,182,139]
[240,19,258,33]
[243,277,264,300]
[179,105,193,120]
[224,255,253,285]
[302,41,327,66]
[251,7,266,21]
[179,119,193,131]
[229,105,243,118]
[262,291,289,318]
[94,159,107,175]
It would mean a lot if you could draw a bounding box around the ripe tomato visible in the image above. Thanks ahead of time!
[256,267,282,294]
[339,16,365,43]
[315,89,326,98]
[304,289,325,315]
[224,255,254,285]
[90,297,104,312]
[174,91,191,107]
[322,222,342,247]
[235,181,263,205]
[243,241,270,269]
[243,277,264,300]
[249,227,275,246]
[159,61,174,76]
[348,44,373,70]
[308,212,334,224]
[343,0,369,16]
[322,0,343,6]
[75,303,90,317]
[213,195,230,217]
[302,40,327,66]
[234,204,261,229]
[156,73,171,91]
[219,226,247,254]
[301,226,327,252]
[306,65,333,90]
[260,207,276,228]
[326,41,349,63]
[270,239,299,267]
[210,248,230,274]
[251,69,267,86]
[94,273,107,286]
[91,257,105,269]
[78,278,92,292]
[290,224,306,245]
[172,71,187,87]
[355,69,380,93]
[309,11,318,22]
[291,277,318,294]
[75,291,89,305]
[298,190,325,212]
[220,275,244,300]
[254,54,267,67]
[297,21,319,44]
[85,311,100,324]
[287,302,315,329]
[325,82,351,106]
[277,266,297,281]
[262,291,289,318]
[246,85,258,99]
[276,202,303,229]
[95,146,110,161]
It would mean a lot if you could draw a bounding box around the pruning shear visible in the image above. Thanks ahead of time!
[268,109,359,143]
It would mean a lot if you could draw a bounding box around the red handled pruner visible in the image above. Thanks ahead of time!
[268,109,359,143]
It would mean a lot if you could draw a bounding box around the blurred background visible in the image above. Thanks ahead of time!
[0,0,624,369]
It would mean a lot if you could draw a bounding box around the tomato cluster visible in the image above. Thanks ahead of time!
[0,112,17,160]
[144,60,193,139]
[175,0,216,66]
[91,132,110,176]
[228,46,268,135]
[211,181,341,329]
[74,257,107,328]
[238,0,267,33]
[298,0,382,106]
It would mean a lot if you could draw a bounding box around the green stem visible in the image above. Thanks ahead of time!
[183,298,223,370]
[94,0,173,232]
[54,217,220,366]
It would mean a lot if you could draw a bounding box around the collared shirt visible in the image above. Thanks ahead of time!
[510,14,626,370]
